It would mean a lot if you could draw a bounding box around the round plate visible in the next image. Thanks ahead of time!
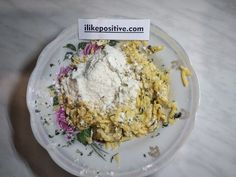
[27,23,199,177]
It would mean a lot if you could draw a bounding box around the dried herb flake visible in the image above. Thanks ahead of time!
[53,96,59,106]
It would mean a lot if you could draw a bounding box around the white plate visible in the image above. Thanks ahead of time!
[27,23,199,177]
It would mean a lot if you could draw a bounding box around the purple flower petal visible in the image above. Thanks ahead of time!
[56,106,74,132]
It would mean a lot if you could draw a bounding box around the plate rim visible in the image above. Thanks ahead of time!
[26,23,200,177]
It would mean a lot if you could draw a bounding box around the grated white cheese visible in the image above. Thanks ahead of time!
[63,45,140,112]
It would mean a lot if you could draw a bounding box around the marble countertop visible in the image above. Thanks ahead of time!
[0,0,236,177]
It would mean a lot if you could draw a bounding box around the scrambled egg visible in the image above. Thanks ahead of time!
[180,65,192,87]
[60,40,179,147]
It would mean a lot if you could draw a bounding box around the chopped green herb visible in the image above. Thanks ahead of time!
[174,112,182,119]
[76,149,83,156]
[53,96,59,106]
[71,138,75,143]
[48,134,54,138]
[47,84,55,90]
[162,122,168,127]
[110,153,119,163]
[151,132,160,138]
[139,107,145,114]
[65,139,75,146]
[148,58,154,62]
[109,40,118,46]
[63,43,76,51]
[35,109,40,113]
[43,119,49,126]
[87,150,94,156]
[121,83,128,87]
[78,42,87,50]
[55,129,60,135]
[61,141,73,148]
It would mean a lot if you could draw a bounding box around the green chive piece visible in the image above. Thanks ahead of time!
[53,96,59,106]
